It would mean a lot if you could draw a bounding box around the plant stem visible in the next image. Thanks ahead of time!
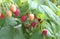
[44,35,46,39]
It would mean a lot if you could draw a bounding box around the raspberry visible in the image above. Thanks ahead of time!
[21,15,27,22]
[26,24,30,29]
[10,4,16,12]
[29,13,34,21]
[14,9,20,16]
[6,10,12,18]
[0,13,5,19]
[42,29,48,36]
[31,22,36,27]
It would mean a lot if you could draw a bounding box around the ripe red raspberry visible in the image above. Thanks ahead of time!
[42,29,48,36]
[0,13,5,19]
[31,22,36,27]
[21,15,27,22]
[26,24,30,29]
[14,9,20,16]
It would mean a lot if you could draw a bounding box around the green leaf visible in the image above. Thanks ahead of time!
[28,0,38,9]
[0,26,13,39]
[40,5,60,25]
[58,0,60,5]
[0,26,25,39]
[38,0,44,4]
[5,17,17,26]
[13,27,25,39]
[30,31,43,39]
[46,0,58,12]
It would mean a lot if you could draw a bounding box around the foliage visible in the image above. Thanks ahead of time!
[0,0,60,39]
